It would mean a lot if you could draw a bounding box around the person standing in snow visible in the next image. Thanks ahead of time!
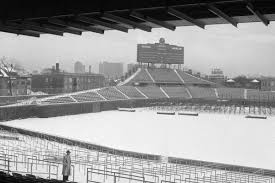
[62,150,71,181]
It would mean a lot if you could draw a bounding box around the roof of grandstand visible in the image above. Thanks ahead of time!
[0,0,274,37]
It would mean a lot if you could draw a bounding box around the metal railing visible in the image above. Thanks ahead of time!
[1,125,275,183]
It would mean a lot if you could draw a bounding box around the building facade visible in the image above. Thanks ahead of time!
[74,61,85,73]
[32,63,105,94]
[0,68,31,96]
[208,68,226,84]
[260,77,275,91]
[99,61,123,79]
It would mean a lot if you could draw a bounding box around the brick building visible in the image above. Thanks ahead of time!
[31,63,105,94]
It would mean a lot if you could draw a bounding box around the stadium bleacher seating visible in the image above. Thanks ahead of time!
[97,87,127,100]
[217,87,245,99]
[0,171,77,183]
[247,89,275,102]
[147,68,182,83]
[128,68,154,84]
[136,86,167,99]
[161,86,191,98]
[188,86,217,99]
[176,70,212,85]
[116,86,146,99]
[41,96,76,105]
[71,91,104,102]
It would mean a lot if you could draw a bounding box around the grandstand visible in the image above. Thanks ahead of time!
[161,86,191,98]
[122,68,215,86]
[136,86,167,99]
[188,86,217,99]
[123,68,154,85]
[247,89,275,102]
[0,124,274,183]
[176,70,214,85]
[72,91,105,103]
[217,87,245,100]
[97,87,127,100]
[116,86,146,99]
[147,68,182,83]
[41,96,76,105]
[1,65,275,183]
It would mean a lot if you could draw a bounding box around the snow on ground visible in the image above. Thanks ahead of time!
[4,108,275,170]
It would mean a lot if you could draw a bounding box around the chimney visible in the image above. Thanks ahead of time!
[89,65,91,73]
[56,63,60,72]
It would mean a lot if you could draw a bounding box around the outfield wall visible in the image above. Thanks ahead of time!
[0,97,274,121]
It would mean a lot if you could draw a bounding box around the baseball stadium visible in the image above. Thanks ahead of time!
[1,1,275,183]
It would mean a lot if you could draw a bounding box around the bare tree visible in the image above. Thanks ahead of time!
[0,56,16,96]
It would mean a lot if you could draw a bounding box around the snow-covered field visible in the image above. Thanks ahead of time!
[4,108,275,170]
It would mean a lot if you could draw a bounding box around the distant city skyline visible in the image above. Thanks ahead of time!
[0,22,274,77]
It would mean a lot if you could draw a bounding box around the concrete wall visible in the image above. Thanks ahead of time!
[0,97,274,122]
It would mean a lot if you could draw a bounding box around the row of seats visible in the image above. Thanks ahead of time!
[176,70,212,85]
[41,96,76,105]
[137,86,167,99]
[162,86,191,98]
[0,171,77,183]
[71,91,104,102]
[127,68,212,85]
[247,89,275,101]
[148,68,182,83]
[38,86,275,105]
[217,88,244,99]
[97,87,127,100]
[129,69,154,83]
[188,87,217,99]
[116,86,146,99]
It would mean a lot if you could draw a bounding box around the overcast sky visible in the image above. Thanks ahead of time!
[0,21,274,77]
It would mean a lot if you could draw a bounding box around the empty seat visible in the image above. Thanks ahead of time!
[162,86,191,98]
[128,69,154,84]
[41,96,76,104]
[97,87,127,100]
[247,89,275,102]
[137,86,167,99]
[188,87,217,99]
[176,70,212,85]
[217,88,244,99]
[72,91,104,102]
[116,86,146,99]
[148,68,182,83]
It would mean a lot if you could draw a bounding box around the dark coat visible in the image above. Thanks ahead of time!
[62,154,71,176]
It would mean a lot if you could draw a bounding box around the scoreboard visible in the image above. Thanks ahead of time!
[137,41,184,64]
